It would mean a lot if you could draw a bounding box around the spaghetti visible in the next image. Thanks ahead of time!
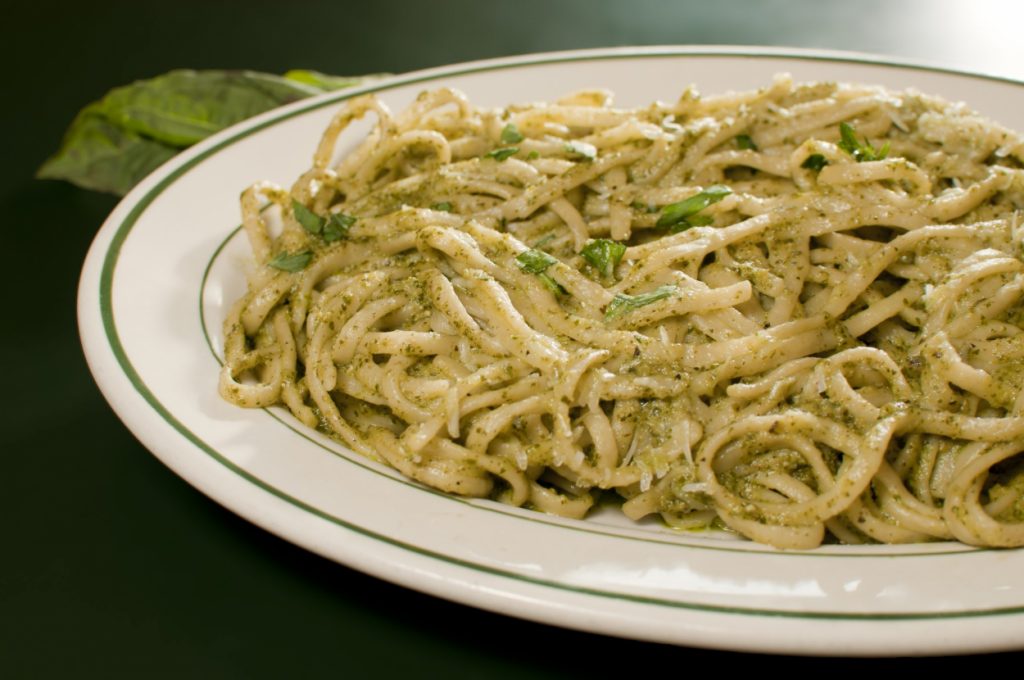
[220,75,1024,549]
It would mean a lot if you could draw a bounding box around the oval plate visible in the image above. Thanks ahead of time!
[79,47,1024,656]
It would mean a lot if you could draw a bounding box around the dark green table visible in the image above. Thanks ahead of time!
[5,1,1023,674]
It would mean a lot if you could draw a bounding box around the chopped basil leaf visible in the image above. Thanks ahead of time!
[682,214,714,228]
[322,213,355,242]
[735,134,758,151]
[838,122,889,162]
[580,238,627,279]
[431,201,453,212]
[515,249,566,294]
[656,185,731,230]
[515,248,558,274]
[801,153,829,171]
[500,123,524,144]
[564,141,597,160]
[538,273,568,295]
[292,199,324,235]
[605,285,677,320]
[485,146,519,161]
[526,150,540,160]
[268,250,313,272]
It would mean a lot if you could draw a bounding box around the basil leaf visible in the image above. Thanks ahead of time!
[526,150,540,160]
[580,238,627,279]
[431,201,453,212]
[679,214,714,230]
[323,213,355,242]
[515,248,558,274]
[605,285,677,320]
[516,249,566,295]
[538,273,568,295]
[735,134,758,151]
[268,250,313,272]
[500,123,524,144]
[97,70,322,147]
[656,185,731,230]
[293,200,324,235]
[283,69,386,91]
[38,68,381,196]
[485,147,519,161]
[35,105,178,195]
[837,122,889,162]
[564,141,597,160]
[801,154,829,171]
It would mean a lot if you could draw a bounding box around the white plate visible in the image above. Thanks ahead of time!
[79,46,1024,656]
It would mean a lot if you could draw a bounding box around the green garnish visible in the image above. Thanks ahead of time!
[526,150,540,160]
[605,285,677,320]
[537,273,567,295]
[656,185,731,232]
[564,141,597,160]
[801,154,829,171]
[282,69,386,92]
[837,122,890,162]
[515,248,566,294]
[515,248,558,273]
[684,214,714,227]
[501,123,524,144]
[293,200,324,235]
[580,239,627,279]
[431,201,453,212]
[322,213,355,242]
[735,134,758,151]
[36,69,382,196]
[485,147,519,161]
[268,250,313,272]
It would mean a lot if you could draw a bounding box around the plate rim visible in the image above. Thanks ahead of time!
[78,45,1024,656]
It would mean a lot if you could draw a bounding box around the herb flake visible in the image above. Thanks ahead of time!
[605,285,677,320]
[580,239,627,279]
[431,201,453,212]
[485,146,519,161]
[516,248,567,294]
[801,154,829,171]
[268,250,313,272]
[837,122,889,162]
[656,185,731,232]
[515,248,558,274]
[736,134,758,151]
[293,200,324,235]
[500,123,524,144]
[323,213,355,242]
[537,273,567,295]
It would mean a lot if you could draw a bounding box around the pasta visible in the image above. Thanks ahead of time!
[219,75,1024,549]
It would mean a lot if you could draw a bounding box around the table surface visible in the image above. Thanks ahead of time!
[5,0,1024,674]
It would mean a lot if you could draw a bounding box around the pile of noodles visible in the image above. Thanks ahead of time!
[220,75,1024,549]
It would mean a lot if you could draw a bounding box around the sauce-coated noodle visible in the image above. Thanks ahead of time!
[220,75,1024,549]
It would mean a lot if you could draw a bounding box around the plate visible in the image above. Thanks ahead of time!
[78,46,1024,656]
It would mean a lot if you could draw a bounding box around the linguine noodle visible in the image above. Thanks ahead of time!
[219,75,1024,549]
